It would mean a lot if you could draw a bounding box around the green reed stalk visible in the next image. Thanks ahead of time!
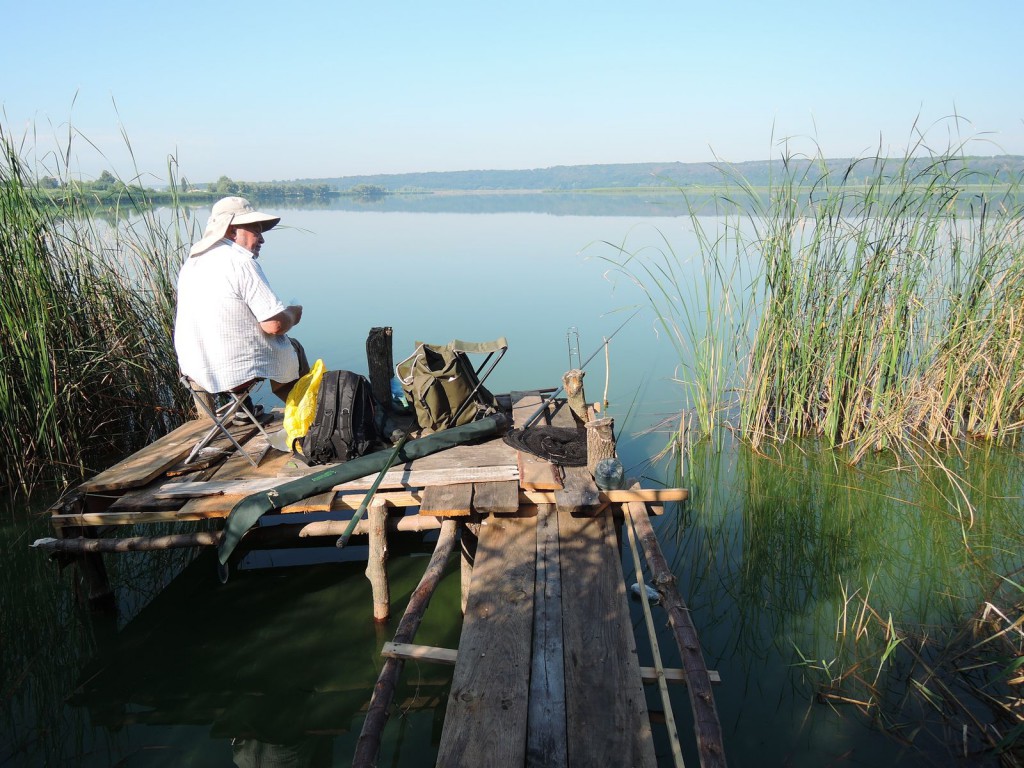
[0,125,194,494]
[603,129,1024,457]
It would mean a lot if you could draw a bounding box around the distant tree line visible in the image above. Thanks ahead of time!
[33,172,390,205]
[303,156,1024,193]
[207,176,334,199]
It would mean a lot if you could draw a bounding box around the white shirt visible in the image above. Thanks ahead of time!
[174,238,299,393]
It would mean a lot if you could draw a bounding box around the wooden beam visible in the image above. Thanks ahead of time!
[50,487,683,528]
[378,642,722,686]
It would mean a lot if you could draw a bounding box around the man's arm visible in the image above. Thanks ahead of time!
[260,305,302,335]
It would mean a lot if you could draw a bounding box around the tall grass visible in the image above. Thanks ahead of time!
[0,125,195,494]
[600,133,1024,460]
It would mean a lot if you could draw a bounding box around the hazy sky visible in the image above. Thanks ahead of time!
[3,1,1021,184]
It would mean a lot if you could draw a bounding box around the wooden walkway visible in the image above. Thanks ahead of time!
[36,392,724,767]
[436,505,657,766]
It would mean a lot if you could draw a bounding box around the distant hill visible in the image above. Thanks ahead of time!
[293,156,1024,193]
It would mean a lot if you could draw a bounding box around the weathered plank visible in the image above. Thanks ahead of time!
[436,516,536,767]
[554,465,601,515]
[471,480,520,515]
[381,642,458,666]
[52,487,683,528]
[528,504,567,768]
[512,393,563,490]
[378,642,722,685]
[559,510,656,768]
[172,432,312,519]
[79,419,219,493]
[418,483,474,517]
[281,491,336,514]
[398,437,518,470]
[155,465,518,498]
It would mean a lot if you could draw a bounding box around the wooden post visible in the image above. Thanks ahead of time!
[364,497,390,622]
[460,522,478,615]
[55,496,114,610]
[585,417,616,475]
[562,368,587,423]
[366,326,394,410]
[353,519,459,768]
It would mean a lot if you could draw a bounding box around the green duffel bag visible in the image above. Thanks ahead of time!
[396,338,506,433]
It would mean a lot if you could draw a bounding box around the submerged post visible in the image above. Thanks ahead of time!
[353,519,459,768]
[460,522,478,615]
[364,497,390,622]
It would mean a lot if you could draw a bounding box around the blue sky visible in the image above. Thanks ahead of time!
[3,1,1021,183]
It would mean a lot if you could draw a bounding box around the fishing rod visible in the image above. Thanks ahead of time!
[521,308,640,430]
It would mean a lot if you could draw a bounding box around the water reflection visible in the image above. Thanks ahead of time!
[654,436,1024,765]
[63,550,462,766]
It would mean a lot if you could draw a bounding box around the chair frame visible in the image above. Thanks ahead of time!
[182,377,272,467]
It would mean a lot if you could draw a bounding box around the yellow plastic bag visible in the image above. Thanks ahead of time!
[284,358,325,448]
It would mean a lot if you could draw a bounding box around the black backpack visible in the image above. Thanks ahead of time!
[297,370,379,465]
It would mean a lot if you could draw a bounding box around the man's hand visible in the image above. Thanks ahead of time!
[260,305,302,335]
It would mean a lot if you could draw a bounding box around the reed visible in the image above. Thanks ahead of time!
[601,130,1024,458]
[0,125,194,494]
[742,140,1024,458]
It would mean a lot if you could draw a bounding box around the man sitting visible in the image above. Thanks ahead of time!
[174,196,308,415]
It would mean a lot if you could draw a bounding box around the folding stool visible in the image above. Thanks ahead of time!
[182,376,272,467]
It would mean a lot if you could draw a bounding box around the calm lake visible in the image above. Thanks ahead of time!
[2,193,1021,767]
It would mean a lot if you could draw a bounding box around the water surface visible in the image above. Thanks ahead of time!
[2,194,1020,767]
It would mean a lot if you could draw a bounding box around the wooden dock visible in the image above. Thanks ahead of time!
[37,390,725,767]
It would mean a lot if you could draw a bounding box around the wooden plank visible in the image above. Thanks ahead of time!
[559,509,656,768]
[155,464,518,498]
[172,433,312,519]
[554,465,601,515]
[418,483,474,517]
[512,393,563,490]
[281,491,336,514]
[381,642,458,666]
[436,516,536,767]
[642,667,722,685]
[106,485,188,513]
[398,437,518,471]
[52,507,233,528]
[79,419,218,493]
[471,480,520,515]
[56,488,682,528]
[517,452,563,490]
[378,643,722,685]
[528,505,567,768]
[511,391,548,426]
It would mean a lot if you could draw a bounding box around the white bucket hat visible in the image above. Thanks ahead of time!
[189,196,281,256]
